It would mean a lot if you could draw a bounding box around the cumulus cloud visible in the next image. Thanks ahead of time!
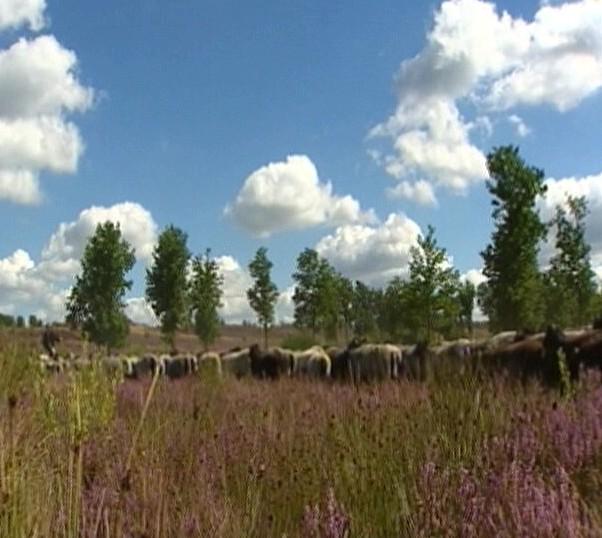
[225,155,376,237]
[387,180,438,207]
[41,202,158,282]
[125,298,158,327]
[315,213,422,285]
[0,202,159,322]
[0,29,94,205]
[0,169,40,204]
[371,0,602,204]
[0,0,46,31]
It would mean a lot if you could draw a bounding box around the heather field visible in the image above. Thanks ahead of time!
[1,345,602,537]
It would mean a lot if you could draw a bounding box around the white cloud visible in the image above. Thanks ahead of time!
[0,36,94,118]
[371,0,602,205]
[0,169,41,204]
[0,202,159,322]
[0,34,94,205]
[42,202,159,281]
[387,179,438,207]
[315,213,422,285]
[125,297,158,327]
[225,155,376,237]
[0,0,46,31]
[508,114,531,137]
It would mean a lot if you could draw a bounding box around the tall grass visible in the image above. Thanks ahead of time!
[0,345,601,536]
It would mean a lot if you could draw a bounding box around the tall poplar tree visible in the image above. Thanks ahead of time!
[544,196,596,327]
[247,247,279,349]
[189,249,224,350]
[405,225,460,343]
[481,146,547,331]
[66,222,135,352]
[145,225,191,350]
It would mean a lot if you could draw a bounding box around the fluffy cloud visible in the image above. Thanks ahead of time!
[125,298,158,327]
[0,30,94,205]
[315,213,422,285]
[371,0,602,204]
[225,155,376,237]
[0,202,159,322]
[41,202,158,281]
[387,179,437,207]
[0,0,46,31]
[0,169,40,204]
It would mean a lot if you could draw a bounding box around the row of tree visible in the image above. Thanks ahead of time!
[0,313,45,328]
[64,145,602,351]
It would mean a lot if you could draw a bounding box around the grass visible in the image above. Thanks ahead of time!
[0,344,601,537]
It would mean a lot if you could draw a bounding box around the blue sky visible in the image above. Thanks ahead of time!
[1,0,602,324]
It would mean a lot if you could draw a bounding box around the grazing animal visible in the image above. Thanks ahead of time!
[293,346,331,379]
[220,348,251,378]
[164,354,196,379]
[198,351,222,379]
[345,343,402,384]
[249,344,292,380]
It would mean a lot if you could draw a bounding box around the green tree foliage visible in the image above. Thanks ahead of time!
[189,249,224,350]
[28,314,43,328]
[247,247,279,349]
[352,281,382,339]
[458,281,476,336]
[0,313,15,327]
[405,225,461,344]
[380,277,408,342]
[292,248,341,340]
[66,222,135,352]
[336,276,355,341]
[481,146,548,331]
[145,225,191,350]
[544,196,596,328]
[16,315,25,328]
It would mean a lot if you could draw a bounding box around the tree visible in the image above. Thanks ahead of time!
[292,248,325,337]
[458,280,476,336]
[380,277,408,342]
[66,222,135,352]
[146,225,191,350]
[544,196,596,328]
[405,225,460,343]
[28,314,43,328]
[292,248,340,340]
[247,247,279,349]
[352,281,381,339]
[0,313,15,328]
[481,146,547,331]
[336,276,355,341]
[16,315,25,328]
[189,249,223,350]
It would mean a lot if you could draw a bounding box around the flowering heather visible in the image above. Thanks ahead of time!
[0,347,602,537]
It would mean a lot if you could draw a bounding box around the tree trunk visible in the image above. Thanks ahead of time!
[263,323,269,350]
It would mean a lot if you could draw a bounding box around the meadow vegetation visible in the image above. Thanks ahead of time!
[2,344,602,537]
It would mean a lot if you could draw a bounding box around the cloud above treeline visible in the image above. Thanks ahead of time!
[225,155,376,238]
[369,0,602,206]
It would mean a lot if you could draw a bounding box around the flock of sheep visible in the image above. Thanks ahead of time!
[37,324,602,386]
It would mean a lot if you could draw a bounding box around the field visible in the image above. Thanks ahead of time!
[1,338,602,537]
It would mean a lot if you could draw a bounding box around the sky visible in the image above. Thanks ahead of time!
[1,0,602,325]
